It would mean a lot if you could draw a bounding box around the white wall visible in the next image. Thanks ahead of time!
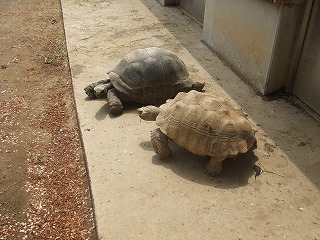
[202,0,304,94]
[203,0,281,93]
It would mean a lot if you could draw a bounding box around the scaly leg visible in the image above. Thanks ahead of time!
[206,156,225,175]
[151,128,172,159]
[84,79,112,99]
[107,88,123,115]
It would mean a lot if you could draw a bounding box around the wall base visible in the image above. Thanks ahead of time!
[156,0,178,6]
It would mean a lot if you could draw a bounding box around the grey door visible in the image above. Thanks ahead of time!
[293,1,320,114]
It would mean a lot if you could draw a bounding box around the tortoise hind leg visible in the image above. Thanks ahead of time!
[107,88,123,115]
[206,156,225,175]
[84,79,112,99]
[151,128,172,159]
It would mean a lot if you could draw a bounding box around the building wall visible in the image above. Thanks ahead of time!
[202,0,304,94]
[203,0,281,93]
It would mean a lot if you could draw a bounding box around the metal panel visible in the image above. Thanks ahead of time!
[266,0,304,3]
[293,1,320,114]
[179,0,205,24]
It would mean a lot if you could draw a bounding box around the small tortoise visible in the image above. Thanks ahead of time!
[138,90,257,175]
[84,47,204,115]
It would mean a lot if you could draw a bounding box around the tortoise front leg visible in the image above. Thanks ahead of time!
[151,128,172,159]
[206,156,225,175]
[107,88,123,115]
[84,79,112,99]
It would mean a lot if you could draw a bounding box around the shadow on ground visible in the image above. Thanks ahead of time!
[89,100,143,120]
[140,140,258,189]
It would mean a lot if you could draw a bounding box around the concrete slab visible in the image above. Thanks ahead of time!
[61,0,320,239]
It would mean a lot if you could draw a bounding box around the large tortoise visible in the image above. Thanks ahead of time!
[84,47,205,115]
[138,90,257,175]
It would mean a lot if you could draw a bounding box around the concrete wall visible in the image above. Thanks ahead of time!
[179,0,206,24]
[202,0,304,94]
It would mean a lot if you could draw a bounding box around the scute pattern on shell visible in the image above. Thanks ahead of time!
[156,90,255,157]
[108,47,189,103]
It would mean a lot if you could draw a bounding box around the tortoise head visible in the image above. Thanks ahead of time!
[192,82,205,92]
[137,106,160,121]
[179,79,205,92]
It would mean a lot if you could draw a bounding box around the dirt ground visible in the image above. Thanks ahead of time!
[0,0,96,239]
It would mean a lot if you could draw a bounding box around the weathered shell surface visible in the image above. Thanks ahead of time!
[156,90,256,157]
[108,47,189,103]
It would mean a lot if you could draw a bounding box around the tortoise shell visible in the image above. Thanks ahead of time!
[156,90,256,158]
[108,47,189,104]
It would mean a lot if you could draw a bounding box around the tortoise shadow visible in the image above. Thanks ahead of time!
[84,96,96,102]
[146,142,258,189]
[95,103,109,120]
[94,101,142,120]
[139,140,154,152]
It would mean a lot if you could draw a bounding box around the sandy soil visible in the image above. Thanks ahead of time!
[61,0,320,239]
[0,0,96,239]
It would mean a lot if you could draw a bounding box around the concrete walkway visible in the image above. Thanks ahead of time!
[61,0,320,239]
